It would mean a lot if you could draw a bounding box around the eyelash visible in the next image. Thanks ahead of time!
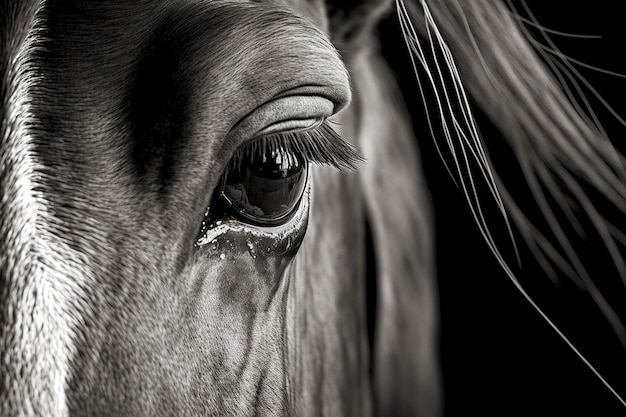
[226,122,364,173]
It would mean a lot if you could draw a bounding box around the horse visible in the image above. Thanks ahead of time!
[1,0,624,416]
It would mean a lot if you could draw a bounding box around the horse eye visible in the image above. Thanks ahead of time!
[215,147,308,225]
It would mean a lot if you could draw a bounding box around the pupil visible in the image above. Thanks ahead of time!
[219,148,307,225]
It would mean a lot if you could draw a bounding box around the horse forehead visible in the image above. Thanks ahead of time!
[36,2,350,131]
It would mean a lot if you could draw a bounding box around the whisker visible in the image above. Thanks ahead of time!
[514,15,602,39]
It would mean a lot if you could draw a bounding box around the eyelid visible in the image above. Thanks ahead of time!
[245,121,364,171]
[255,118,323,137]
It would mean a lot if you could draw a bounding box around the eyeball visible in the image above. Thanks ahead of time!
[219,147,308,225]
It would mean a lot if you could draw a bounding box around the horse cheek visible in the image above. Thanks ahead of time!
[285,165,373,415]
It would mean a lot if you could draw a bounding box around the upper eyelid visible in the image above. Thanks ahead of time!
[243,121,364,171]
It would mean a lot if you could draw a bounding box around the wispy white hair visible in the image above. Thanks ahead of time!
[396,0,626,406]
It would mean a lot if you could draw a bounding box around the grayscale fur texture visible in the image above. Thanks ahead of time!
[1,0,624,416]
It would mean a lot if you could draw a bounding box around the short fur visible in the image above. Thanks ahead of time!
[1,0,624,416]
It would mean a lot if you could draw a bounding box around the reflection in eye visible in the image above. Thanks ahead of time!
[220,146,308,225]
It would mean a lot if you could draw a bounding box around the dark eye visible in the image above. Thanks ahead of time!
[214,146,308,226]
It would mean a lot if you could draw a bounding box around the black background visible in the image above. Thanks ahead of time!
[378,1,626,415]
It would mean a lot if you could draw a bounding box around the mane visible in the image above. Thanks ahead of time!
[396,0,626,406]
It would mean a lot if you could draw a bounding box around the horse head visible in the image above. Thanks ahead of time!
[1,0,438,415]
